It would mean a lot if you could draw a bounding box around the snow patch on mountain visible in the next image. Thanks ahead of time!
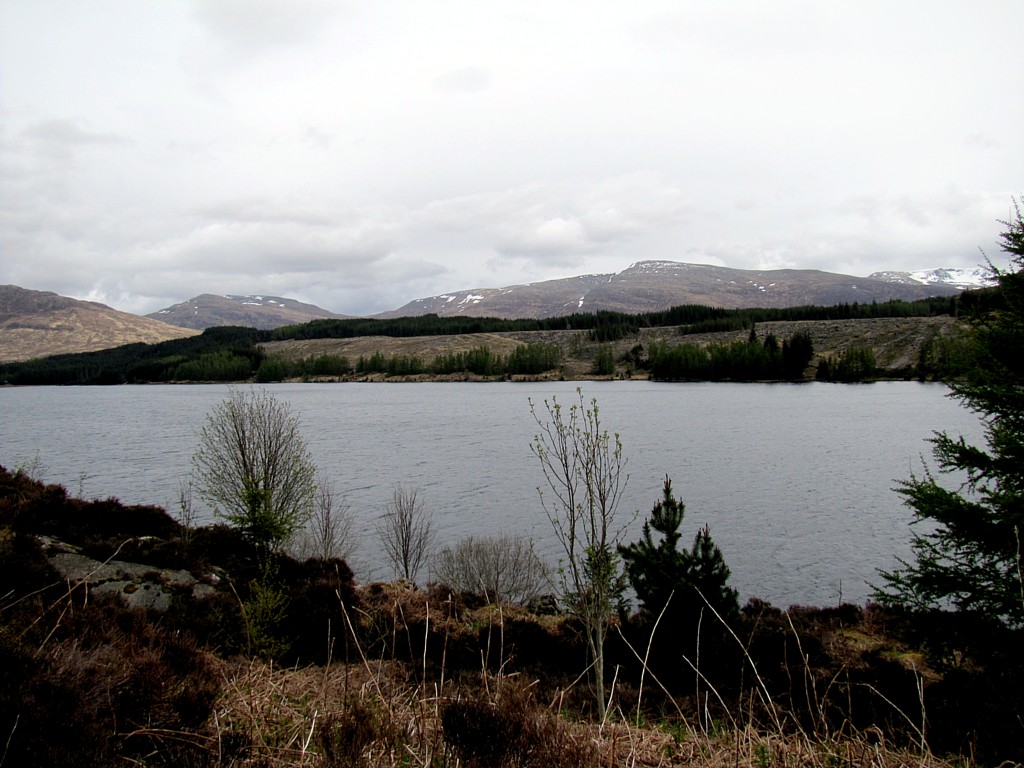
[869,267,994,290]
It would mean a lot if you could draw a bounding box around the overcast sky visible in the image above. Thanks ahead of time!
[1,2,1021,316]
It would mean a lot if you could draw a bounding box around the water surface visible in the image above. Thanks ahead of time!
[0,381,984,606]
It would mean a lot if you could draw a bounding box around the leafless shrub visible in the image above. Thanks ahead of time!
[530,388,632,721]
[292,478,357,562]
[176,476,197,544]
[432,533,552,605]
[13,452,47,481]
[376,485,434,583]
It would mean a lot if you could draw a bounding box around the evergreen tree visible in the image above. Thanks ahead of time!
[255,355,289,382]
[619,477,739,689]
[875,200,1024,625]
[781,330,814,377]
[619,477,688,618]
[687,524,739,625]
[619,477,739,626]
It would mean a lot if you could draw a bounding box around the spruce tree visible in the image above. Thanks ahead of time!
[875,199,1024,625]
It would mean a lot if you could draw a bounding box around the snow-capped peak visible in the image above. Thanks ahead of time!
[869,267,995,291]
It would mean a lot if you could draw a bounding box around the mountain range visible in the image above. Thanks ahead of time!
[141,263,987,329]
[0,262,990,362]
[378,260,974,319]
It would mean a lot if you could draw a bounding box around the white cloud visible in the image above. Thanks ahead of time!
[0,1,1020,316]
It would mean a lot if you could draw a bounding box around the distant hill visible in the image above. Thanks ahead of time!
[147,294,348,330]
[869,266,994,291]
[0,285,199,363]
[378,261,963,319]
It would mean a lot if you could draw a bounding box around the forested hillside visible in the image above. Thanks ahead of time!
[0,294,984,386]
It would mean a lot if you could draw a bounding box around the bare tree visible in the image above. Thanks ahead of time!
[177,475,198,545]
[13,452,47,481]
[377,485,434,583]
[530,388,631,721]
[293,477,357,562]
[432,533,552,605]
[192,387,316,554]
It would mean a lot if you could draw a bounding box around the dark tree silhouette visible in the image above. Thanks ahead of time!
[620,477,739,629]
[876,199,1024,625]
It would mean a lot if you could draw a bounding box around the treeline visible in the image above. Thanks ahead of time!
[677,295,967,335]
[647,330,815,381]
[0,327,264,386]
[255,342,564,381]
[0,293,975,386]
[814,346,878,382]
[270,294,968,344]
[271,312,613,340]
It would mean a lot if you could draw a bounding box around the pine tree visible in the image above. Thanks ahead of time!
[620,477,739,626]
[620,476,688,618]
[688,524,740,625]
[875,199,1024,625]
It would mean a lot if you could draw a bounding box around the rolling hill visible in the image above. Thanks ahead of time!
[0,285,199,363]
[146,293,348,330]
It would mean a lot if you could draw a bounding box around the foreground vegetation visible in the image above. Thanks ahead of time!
[1,465,1021,766]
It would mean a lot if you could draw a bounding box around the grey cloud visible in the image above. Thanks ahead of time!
[434,67,492,93]
[895,199,931,228]
[834,189,999,243]
[682,187,1008,279]
[195,199,338,228]
[190,0,342,55]
[966,133,999,149]
[304,127,334,149]
[135,249,444,316]
[2,3,1019,320]
[24,119,129,147]
[183,197,411,275]
[19,119,131,167]
[417,174,693,262]
[169,221,397,275]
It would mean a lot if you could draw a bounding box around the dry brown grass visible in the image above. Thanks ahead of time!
[177,582,973,767]
[196,655,963,768]
[0,306,198,362]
